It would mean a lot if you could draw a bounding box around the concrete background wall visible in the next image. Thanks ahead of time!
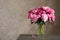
[0,0,60,40]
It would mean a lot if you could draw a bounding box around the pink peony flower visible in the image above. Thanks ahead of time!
[28,6,55,23]
[41,13,48,22]
[28,14,41,22]
[28,8,41,22]
[42,6,55,22]
[48,14,55,22]
[42,6,55,14]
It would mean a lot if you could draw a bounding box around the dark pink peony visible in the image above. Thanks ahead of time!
[28,8,41,22]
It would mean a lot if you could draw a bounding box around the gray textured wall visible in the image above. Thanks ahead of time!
[0,0,60,40]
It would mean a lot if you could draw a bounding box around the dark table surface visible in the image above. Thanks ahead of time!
[17,34,60,40]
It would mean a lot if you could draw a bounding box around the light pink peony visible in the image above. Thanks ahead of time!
[41,13,48,22]
[43,6,55,22]
[42,6,55,14]
[48,14,55,22]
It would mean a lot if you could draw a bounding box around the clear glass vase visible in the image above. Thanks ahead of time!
[37,23,45,36]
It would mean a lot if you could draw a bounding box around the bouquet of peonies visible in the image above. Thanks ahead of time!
[28,6,55,35]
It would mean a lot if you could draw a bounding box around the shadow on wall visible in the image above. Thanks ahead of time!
[52,0,60,34]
